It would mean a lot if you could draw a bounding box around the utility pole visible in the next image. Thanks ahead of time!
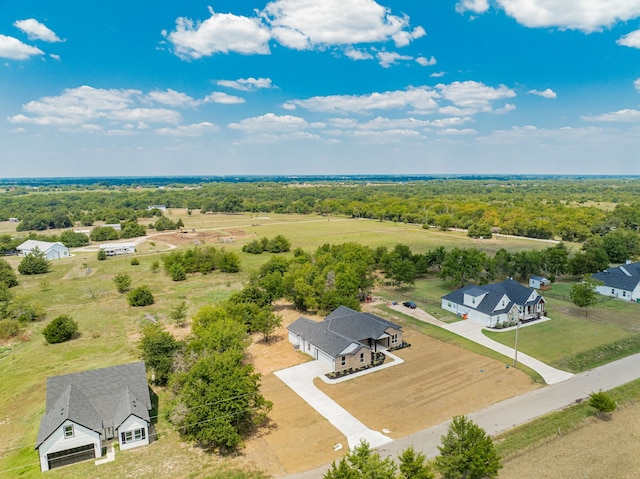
[513,319,521,368]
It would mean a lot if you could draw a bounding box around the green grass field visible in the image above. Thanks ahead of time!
[0,212,632,477]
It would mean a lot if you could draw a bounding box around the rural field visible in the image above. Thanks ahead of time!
[0,210,638,478]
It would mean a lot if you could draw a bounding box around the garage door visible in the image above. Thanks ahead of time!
[47,444,95,469]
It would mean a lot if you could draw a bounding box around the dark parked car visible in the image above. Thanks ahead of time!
[402,301,417,309]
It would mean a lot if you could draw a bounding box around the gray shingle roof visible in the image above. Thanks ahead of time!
[36,362,151,448]
[442,279,543,316]
[593,262,640,291]
[288,306,402,359]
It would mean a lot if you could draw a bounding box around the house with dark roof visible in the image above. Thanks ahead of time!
[441,279,546,327]
[287,306,403,373]
[36,362,152,471]
[592,262,640,301]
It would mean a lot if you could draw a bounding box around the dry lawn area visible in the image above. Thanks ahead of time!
[238,303,539,477]
[499,403,640,478]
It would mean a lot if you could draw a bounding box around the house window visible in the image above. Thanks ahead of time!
[611,289,615,295]
[341,356,346,366]
[448,302,451,308]
[63,425,74,439]
[121,428,146,444]
[623,291,626,297]
[391,334,398,344]
[472,298,476,304]
[360,352,365,363]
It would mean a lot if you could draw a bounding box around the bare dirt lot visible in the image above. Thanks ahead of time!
[499,403,640,478]
[238,303,540,477]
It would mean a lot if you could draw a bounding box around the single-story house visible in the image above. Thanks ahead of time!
[529,275,551,290]
[147,205,167,212]
[441,279,546,327]
[99,243,136,256]
[16,240,69,260]
[287,305,403,373]
[592,262,640,302]
[9,217,19,223]
[103,223,122,231]
[36,362,152,472]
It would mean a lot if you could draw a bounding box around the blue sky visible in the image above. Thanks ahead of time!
[2,0,640,177]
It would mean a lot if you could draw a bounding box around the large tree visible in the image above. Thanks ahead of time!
[435,415,501,479]
[570,276,603,316]
[139,324,180,385]
[171,349,271,453]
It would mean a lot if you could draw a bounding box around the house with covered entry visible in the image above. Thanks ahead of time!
[592,261,640,301]
[287,305,403,373]
[36,362,152,471]
[441,278,546,327]
[16,240,69,260]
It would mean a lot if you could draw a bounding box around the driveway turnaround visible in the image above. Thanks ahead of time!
[274,360,393,450]
[285,352,640,479]
[388,303,574,384]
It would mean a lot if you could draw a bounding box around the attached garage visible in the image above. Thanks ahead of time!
[46,444,96,470]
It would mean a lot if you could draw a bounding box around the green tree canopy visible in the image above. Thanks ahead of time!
[139,324,180,386]
[435,415,501,479]
[0,259,18,288]
[570,276,603,316]
[127,286,155,307]
[18,249,50,275]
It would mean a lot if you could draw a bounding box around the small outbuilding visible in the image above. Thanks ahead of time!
[16,240,69,260]
[529,275,551,290]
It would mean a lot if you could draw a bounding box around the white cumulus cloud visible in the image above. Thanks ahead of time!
[436,81,516,112]
[635,78,640,91]
[494,0,640,32]
[7,85,182,128]
[14,19,63,42]
[528,88,557,98]
[216,77,274,91]
[229,112,310,133]
[344,47,374,61]
[165,7,271,59]
[456,0,490,14]
[155,122,219,136]
[617,29,640,48]
[416,56,437,66]
[0,34,43,59]
[377,51,413,68]
[204,92,245,104]
[262,0,425,50]
[582,109,640,122]
[146,89,199,107]
[283,87,440,114]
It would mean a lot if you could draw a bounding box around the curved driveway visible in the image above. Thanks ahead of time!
[388,303,574,384]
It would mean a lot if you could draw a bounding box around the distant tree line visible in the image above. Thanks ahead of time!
[2,179,640,247]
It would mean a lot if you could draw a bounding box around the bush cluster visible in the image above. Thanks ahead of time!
[241,235,291,254]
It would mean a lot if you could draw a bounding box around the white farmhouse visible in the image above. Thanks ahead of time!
[441,279,546,327]
[16,240,69,260]
[36,362,152,471]
[99,243,136,256]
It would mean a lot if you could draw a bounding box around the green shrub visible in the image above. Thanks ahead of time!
[113,273,132,293]
[18,250,50,275]
[169,264,186,281]
[97,249,107,261]
[590,391,616,418]
[0,319,21,340]
[130,258,140,266]
[42,315,78,344]
[128,286,154,307]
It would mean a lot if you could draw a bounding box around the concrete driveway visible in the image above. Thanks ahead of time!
[274,360,393,449]
[388,303,574,385]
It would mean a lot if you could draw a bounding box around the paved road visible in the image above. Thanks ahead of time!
[388,303,574,384]
[285,352,640,479]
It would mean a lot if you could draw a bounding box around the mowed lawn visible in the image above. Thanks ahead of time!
[484,282,640,372]
[0,212,622,477]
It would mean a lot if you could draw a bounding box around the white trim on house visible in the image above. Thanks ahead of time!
[38,420,101,472]
[118,415,150,451]
[99,243,135,256]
